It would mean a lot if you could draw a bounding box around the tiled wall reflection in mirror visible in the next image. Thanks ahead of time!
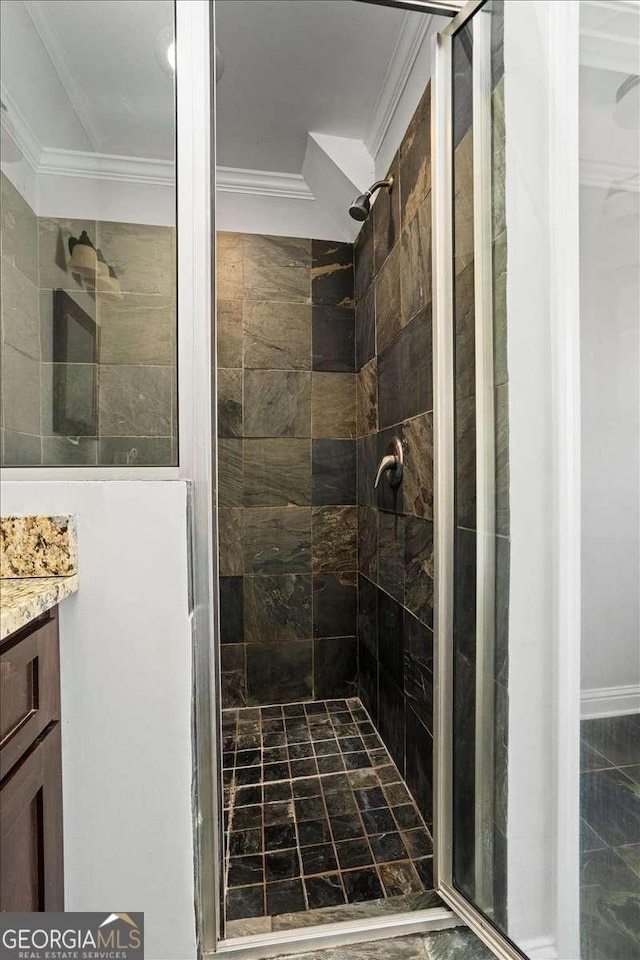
[0,0,176,467]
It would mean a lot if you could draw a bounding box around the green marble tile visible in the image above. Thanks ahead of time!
[423,928,495,960]
[41,362,97,437]
[2,431,41,466]
[98,364,172,437]
[356,358,377,438]
[243,234,310,303]
[217,298,243,368]
[311,373,356,439]
[1,257,40,359]
[217,232,244,300]
[312,506,357,574]
[98,292,175,365]
[244,300,311,370]
[244,370,311,438]
[98,437,173,466]
[43,436,97,466]
[1,172,38,285]
[218,507,243,576]
[2,344,41,436]
[244,574,312,642]
[243,438,311,506]
[96,221,175,296]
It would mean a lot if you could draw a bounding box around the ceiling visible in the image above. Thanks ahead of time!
[214,0,418,174]
[579,0,640,187]
[1,0,175,160]
[0,0,435,237]
[2,0,424,177]
[580,66,640,176]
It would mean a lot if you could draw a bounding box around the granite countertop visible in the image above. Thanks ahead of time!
[0,514,79,640]
[1,515,77,578]
[0,574,79,640]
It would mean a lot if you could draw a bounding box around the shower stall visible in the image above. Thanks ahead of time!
[2,0,634,956]
[205,0,640,957]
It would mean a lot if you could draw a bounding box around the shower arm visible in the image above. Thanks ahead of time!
[366,177,394,199]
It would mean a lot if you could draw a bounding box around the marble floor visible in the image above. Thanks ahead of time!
[278,926,495,960]
[222,697,438,937]
[580,713,640,959]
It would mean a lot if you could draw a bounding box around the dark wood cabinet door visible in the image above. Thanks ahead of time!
[1,610,60,781]
[0,724,64,911]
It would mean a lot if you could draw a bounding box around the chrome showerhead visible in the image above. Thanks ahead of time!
[348,176,394,222]
[349,193,372,221]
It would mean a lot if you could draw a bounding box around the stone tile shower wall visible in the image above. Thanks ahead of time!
[0,171,177,466]
[39,215,177,465]
[216,232,358,708]
[354,82,435,830]
[1,173,42,464]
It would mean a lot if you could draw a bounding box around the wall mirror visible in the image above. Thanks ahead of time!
[0,0,177,467]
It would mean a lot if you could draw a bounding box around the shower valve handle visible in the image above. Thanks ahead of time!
[374,438,403,489]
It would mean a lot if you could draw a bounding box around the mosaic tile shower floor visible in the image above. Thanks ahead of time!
[222,697,439,936]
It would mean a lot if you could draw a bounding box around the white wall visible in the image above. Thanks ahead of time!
[580,182,640,715]
[215,189,351,241]
[504,3,582,957]
[34,170,176,227]
[0,141,176,227]
[503,1,555,948]
[1,480,197,960]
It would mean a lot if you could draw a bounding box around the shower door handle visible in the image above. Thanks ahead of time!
[374,438,403,489]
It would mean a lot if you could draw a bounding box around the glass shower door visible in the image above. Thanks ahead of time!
[432,1,639,958]
[449,0,507,930]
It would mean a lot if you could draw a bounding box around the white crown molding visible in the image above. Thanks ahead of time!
[23,0,103,152]
[364,12,432,161]
[580,157,640,191]
[3,90,311,200]
[1,88,175,187]
[38,148,175,186]
[216,166,314,201]
[0,85,41,170]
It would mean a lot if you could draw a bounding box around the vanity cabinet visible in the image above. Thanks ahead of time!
[0,608,64,911]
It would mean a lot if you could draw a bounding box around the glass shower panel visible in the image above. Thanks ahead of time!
[0,0,177,467]
[451,0,507,929]
[451,10,477,911]
[446,1,638,958]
